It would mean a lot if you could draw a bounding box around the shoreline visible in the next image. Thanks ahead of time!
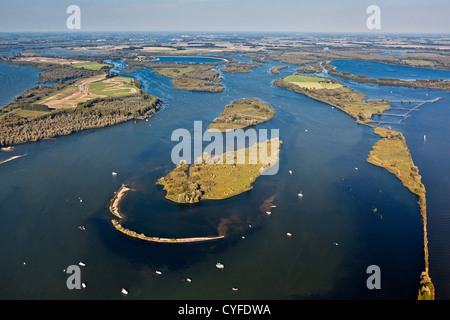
[109,184,132,219]
[108,184,225,244]
[111,220,225,244]
[0,153,27,165]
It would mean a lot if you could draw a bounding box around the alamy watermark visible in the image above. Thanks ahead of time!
[66,5,81,30]
[366,265,381,290]
[366,5,381,30]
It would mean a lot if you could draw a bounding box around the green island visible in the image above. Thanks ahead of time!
[207,98,276,132]
[275,74,434,300]
[367,127,434,300]
[270,65,288,75]
[157,138,281,203]
[125,60,225,92]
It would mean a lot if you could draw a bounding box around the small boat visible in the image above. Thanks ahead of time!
[112,172,117,176]
[78,226,86,231]
[121,288,128,295]
[155,270,162,275]
[186,278,192,282]
[271,205,277,208]
[424,135,427,141]
[305,129,308,132]
[78,262,86,267]
[333,242,339,246]
[355,167,359,171]
[286,232,292,237]
[232,287,239,291]
[216,262,224,269]
[82,283,87,289]
[289,170,293,174]
[266,211,271,215]
[298,192,303,198]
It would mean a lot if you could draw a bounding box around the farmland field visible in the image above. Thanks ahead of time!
[284,75,343,89]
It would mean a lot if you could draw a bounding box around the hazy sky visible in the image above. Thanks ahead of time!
[0,0,449,33]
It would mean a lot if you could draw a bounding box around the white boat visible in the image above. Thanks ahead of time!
[186,278,192,282]
[78,262,86,267]
[289,170,292,174]
[424,135,427,141]
[112,172,117,176]
[82,283,87,289]
[232,287,239,291]
[355,167,359,171]
[298,192,303,198]
[286,232,292,237]
[216,262,224,269]
[155,270,162,275]
[266,211,271,215]
[121,288,128,295]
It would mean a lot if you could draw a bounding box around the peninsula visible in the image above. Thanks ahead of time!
[0,72,161,147]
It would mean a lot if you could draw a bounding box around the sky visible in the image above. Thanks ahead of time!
[0,0,449,33]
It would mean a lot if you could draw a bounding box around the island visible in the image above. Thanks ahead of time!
[124,60,225,92]
[207,98,276,132]
[270,65,288,75]
[157,138,281,203]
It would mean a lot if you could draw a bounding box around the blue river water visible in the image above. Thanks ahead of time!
[330,60,450,81]
[0,55,449,299]
[0,63,41,108]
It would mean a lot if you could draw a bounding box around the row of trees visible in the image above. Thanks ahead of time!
[0,95,160,147]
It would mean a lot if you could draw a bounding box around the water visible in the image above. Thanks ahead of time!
[152,56,226,64]
[0,63,41,108]
[330,60,450,81]
[0,55,447,299]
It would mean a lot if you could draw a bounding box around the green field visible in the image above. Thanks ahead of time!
[72,62,112,70]
[89,77,139,96]
[208,98,276,132]
[284,75,343,89]
[6,108,51,119]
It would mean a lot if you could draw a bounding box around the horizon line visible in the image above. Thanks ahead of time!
[0,30,449,36]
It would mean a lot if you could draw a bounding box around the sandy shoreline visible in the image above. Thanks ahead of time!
[0,154,27,165]
[109,184,131,219]
[108,184,225,244]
